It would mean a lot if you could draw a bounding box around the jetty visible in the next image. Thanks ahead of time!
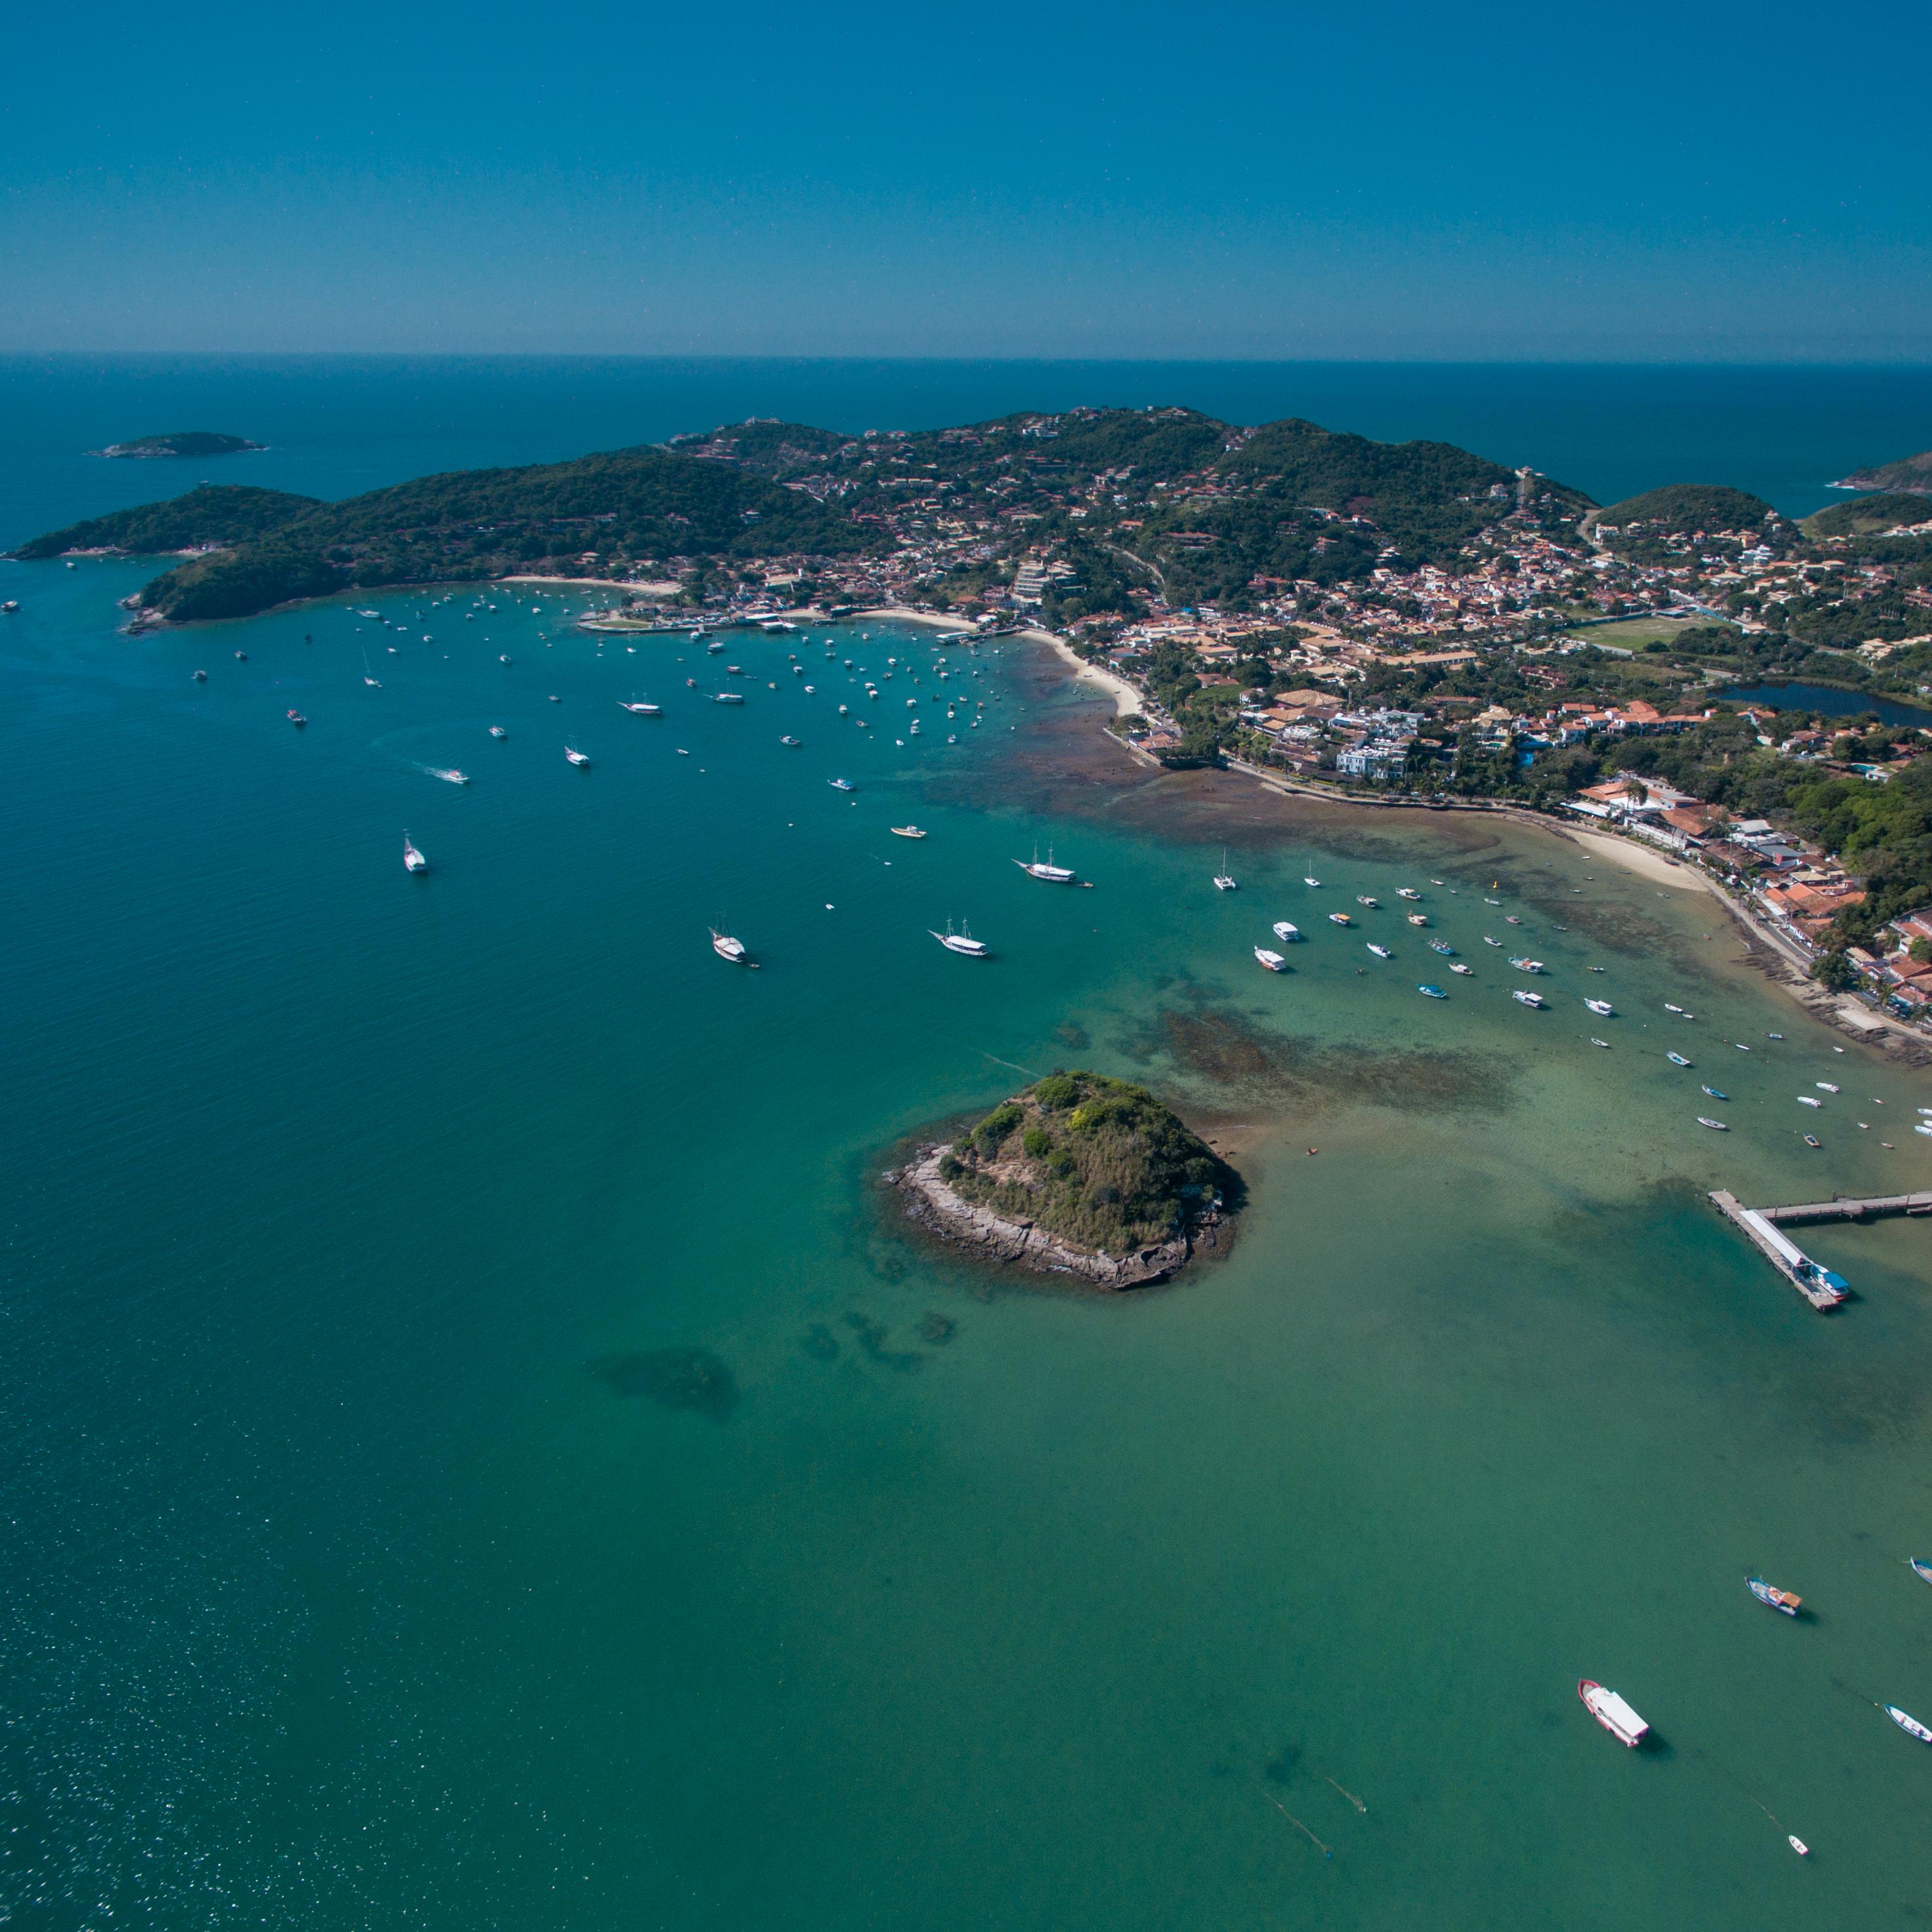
[1707,1189,1932,1310]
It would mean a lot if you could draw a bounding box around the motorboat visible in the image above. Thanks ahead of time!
[710,929,747,963]
[1797,1095,1822,1108]
[1356,895,1379,908]
[499,653,512,664]
[1698,1117,1729,1130]
[1328,912,1353,925]
[1578,1680,1648,1747]
[1702,1085,1727,1100]
[489,726,507,739]
[1483,936,1502,947]
[1429,940,1454,954]
[431,768,469,785]
[192,669,207,680]
[1016,846,1074,882]
[1910,1557,1932,1587]
[1504,915,1522,926]
[1747,1576,1800,1614]
[1272,921,1300,942]
[829,778,855,793]
[1406,913,1428,926]
[402,834,427,874]
[1397,888,1422,901]
[1584,998,1613,1015]
[1418,984,1447,999]
[565,747,590,766]
[1367,943,1392,960]
[287,709,306,726]
[1512,990,1545,1008]
[1816,1082,1840,1094]
[1510,957,1544,974]
[891,826,927,839]
[1255,947,1287,972]
[780,735,801,747]
[1667,1052,1692,1067]
[932,921,989,957]
[1450,963,1473,976]
[1886,1705,1932,1744]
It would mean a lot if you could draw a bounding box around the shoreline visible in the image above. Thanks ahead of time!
[1045,636,1141,716]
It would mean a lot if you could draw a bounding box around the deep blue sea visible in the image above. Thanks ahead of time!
[7,360,1932,1932]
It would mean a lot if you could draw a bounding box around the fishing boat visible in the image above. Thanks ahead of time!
[1397,887,1422,901]
[1578,1680,1648,1747]
[488,726,507,739]
[707,639,725,653]
[1356,895,1379,908]
[1512,990,1545,1008]
[1016,846,1075,882]
[1747,1576,1800,1615]
[1428,939,1454,954]
[1367,943,1392,960]
[286,709,306,726]
[1272,921,1301,942]
[1328,912,1353,926]
[1450,963,1473,976]
[430,767,469,785]
[779,734,801,747]
[829,778,855,793]
[1702,1085,1728,1100]
[1698,1117,1728,1130]
[932,921,989,957]
[891,826,927,839]
[1584,998,1613,1016]
[1797,1095,1822,1108]
[709,929,747,963]
[1418,984,1447,999]
[1909,1557,1932,1587]
[618,700,662,715]
[1589,1036,1610,1048]
[1509,957,1544,974]
[1886,1705,1932,1744]
[1667,1052,1692,1067]
[402,834,427,874]
[1255,947,1288,973]
[713,691,746,705]
[1406,913,1429,926]
[1816,1082,1840,1094]
[1303,874,1321,887]
[565,747,590,766]
[1213,850,1237,891]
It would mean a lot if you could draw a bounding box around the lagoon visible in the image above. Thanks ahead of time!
[1725,681,1932,726]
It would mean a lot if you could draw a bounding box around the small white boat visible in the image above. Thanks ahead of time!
[565,747,590,766]
[1328,912,1353,926]
[488,726,507,739]
[1255,947,1287,972]
[430,768,469,785]
[1589,1036,1610,1048]
[1816,1082,1839,1094]
[1798,1095,1822,1109]
[192,669,207,680]
[1483,936,1502,947]
[1789,1836,1810,1858]
[1303,875,1321,887]
[1698,1117,1728,1130]
[402,834,427,874]
[891,826,927,839]
[829,778,855,793]
[1397,888,1422,901]
[1886,1705,1932,1745]
[1406,913,1428,926]
[499,653,512,664]
[1272,921,1300,942]
[1585,999,1613,1016]
[1512,990,1545,1008]
[1356,895,1379,908]
[1016,847,1074,882]
[710,929,747,963]
[932,921,989,957]
[1450,963,1473,976]
[1579,1680,1648,1747]
[1367,943,1392,960]
[618,700,661,715]
[779,734,801,747]
[1668,1052,1692,1067]
[1418,984,1447,999]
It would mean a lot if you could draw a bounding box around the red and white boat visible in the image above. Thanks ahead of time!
[1578,1679,1648,1747]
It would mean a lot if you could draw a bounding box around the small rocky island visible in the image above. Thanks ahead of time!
[885,1071,1238,1288]
[97,431,264,459]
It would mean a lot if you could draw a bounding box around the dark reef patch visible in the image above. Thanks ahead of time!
[845,1313,927,1371]
[918,1312,958,1346]
[801,1323,842,1362]
[592,1348,739,1420]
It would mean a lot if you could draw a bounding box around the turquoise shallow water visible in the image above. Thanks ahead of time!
[8,372,1932,1928]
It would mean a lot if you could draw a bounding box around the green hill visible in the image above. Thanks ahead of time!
[1803,493,1932,539]
[1832,449,1932,495]
[1594,484,1777,537]
[98,431,265,459]
[9,484,321,560]
[938,1071,1235,1259]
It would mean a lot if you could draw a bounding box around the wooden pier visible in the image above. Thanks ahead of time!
[1708,1189,1932,1310]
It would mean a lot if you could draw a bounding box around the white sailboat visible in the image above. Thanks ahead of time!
[565,746,590,766]
[1213,850,1237,891]
[710,929,747,963]
[931,921,990,957]
[618,698,661,715]
[402,833,427,874]
[1016,846,1075,882]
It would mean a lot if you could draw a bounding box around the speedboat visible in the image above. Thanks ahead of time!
[779,735,801,747]
[1584,998,1613,1016]
[932,921,989,957]
[488,726,507,739]
[1578,1680,1648,1747]
[287,709,306,726]
[1367,943,1392,959]
[1702,1085,1728,1100]
[565,747,590,766]
[1747,1576,1800,1615]
[618,700,662,715]
[1016,847,1074,882]
[1797,1095,1822,1108]
[1510,958,1544,974]
[1667,1052,1692,1067]
[710,929,747,963]
[1450,963,1473,976]
[1886,1705,1932,1744]
[431,768,469,785]
[891,826,927,839]
[1418,984,1447,999]
[1397,888,1422,901]
[1255,947,1287,973]
[1698,1117,1728,1130]
[829,778,855,793]
[1512,990,1545,1008]
[1272,921,1300,942]
[1328,912,1353,926]
[1429,940,1454,955]
[402,834,427,874]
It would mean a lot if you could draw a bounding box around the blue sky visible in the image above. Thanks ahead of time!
[6,0,1928,360]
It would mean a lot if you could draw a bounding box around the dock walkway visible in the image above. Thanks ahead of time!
[1708,1188,1931,1310]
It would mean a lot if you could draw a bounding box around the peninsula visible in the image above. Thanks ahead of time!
[1831,448,1932,496]
[887,1072,1237,1288]
[97,431,265,459]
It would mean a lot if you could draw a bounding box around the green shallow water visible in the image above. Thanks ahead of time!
[7,563,1932,1929]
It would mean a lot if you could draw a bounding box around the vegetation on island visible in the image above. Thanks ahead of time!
[1592,485,1778,554]
[1833,449,1932,495]
[99,431,264,459]
[936,1072,1236,1259]
[9,484,323,560]
[1803,493,1932,539]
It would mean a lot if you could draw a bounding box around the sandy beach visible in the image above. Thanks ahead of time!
[1045,635,1141,716]
[853,605,978,634]
[1560,825,1705,891]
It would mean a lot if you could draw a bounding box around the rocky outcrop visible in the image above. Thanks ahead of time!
[883,1145,1200,1289]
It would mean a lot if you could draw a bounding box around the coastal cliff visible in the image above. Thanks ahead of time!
[884,1072,1236,1288]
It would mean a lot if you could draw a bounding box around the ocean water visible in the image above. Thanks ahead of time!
[7,367,1932,1931]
